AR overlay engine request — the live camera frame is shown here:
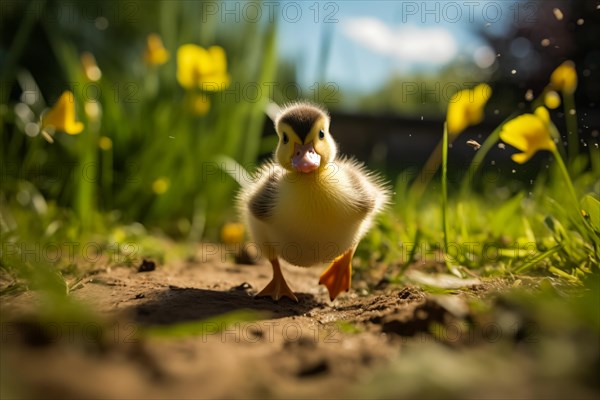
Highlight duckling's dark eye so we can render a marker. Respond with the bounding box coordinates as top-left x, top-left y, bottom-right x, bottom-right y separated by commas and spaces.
282, 133, 289, 144
319, 130, 325, 140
